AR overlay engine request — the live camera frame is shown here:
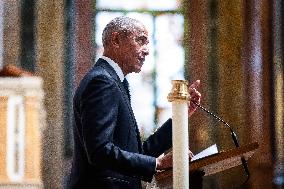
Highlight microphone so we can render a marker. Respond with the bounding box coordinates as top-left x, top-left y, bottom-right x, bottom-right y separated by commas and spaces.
191, 101, 250, 181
